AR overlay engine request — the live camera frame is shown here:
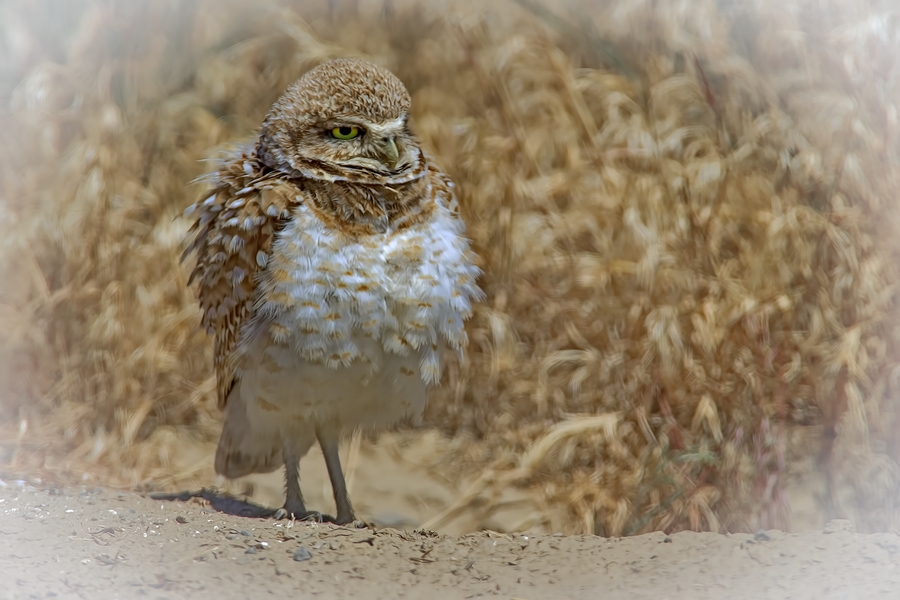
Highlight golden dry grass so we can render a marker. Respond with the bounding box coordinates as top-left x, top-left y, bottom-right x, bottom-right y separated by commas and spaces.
1, 0, 899, 535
